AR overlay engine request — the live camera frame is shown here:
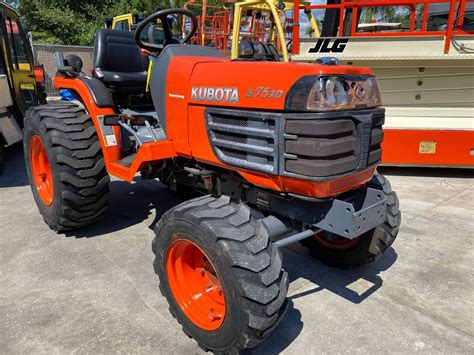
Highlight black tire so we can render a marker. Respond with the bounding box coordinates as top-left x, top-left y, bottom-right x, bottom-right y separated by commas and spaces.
302, 174, 401, 268
23, 102, 109, 231
153, 195, 289, 353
